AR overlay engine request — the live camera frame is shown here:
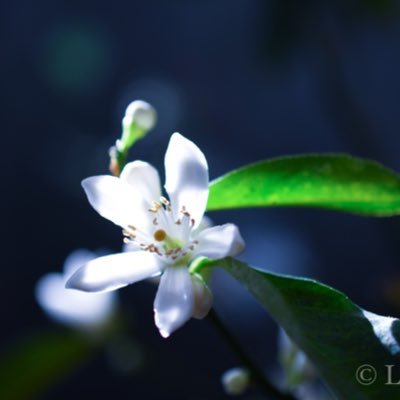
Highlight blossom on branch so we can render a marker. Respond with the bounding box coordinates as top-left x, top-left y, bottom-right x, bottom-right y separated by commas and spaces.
67, 133, 244, 337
